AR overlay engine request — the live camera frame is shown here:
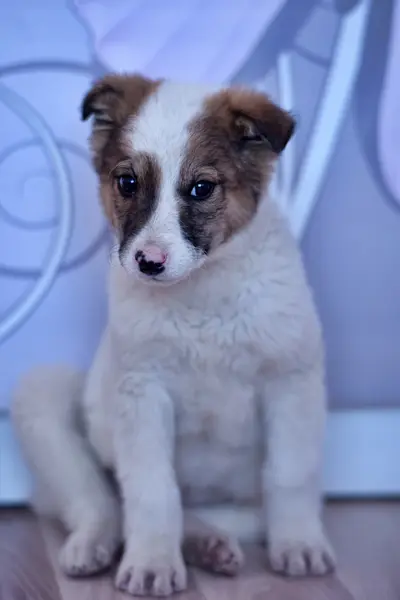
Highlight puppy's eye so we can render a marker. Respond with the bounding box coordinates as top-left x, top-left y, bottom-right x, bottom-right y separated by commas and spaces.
189, 181, 215, 200
117, 174, 137, 198
241, 132, 264, 143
